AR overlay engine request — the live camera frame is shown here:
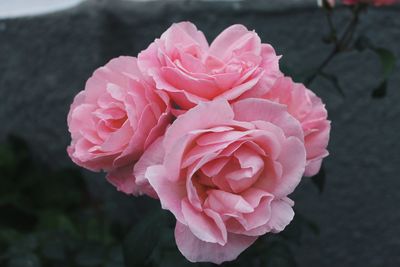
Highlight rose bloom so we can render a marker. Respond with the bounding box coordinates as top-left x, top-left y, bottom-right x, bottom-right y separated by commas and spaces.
67, 56, 170, 196
262, 77, 330, 176
342, 0, 398, 5
135, 99, 306, 264
138, 22, 282, 111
